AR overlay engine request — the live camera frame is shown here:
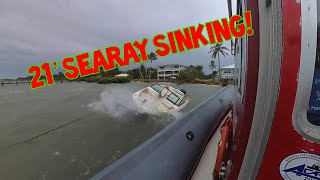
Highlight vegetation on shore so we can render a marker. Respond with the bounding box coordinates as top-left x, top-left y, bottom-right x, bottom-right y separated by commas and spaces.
14, 62, 232, 86
131, 79, 169, 83
126, 64, 233, 86
131, 78, 227, 86
173, 65, 232, 86
180, 78, 231, 86
127, 65, 157, 81
192, 78, 218, 85
85, 77, 130, 84
208, 43, 230, 81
